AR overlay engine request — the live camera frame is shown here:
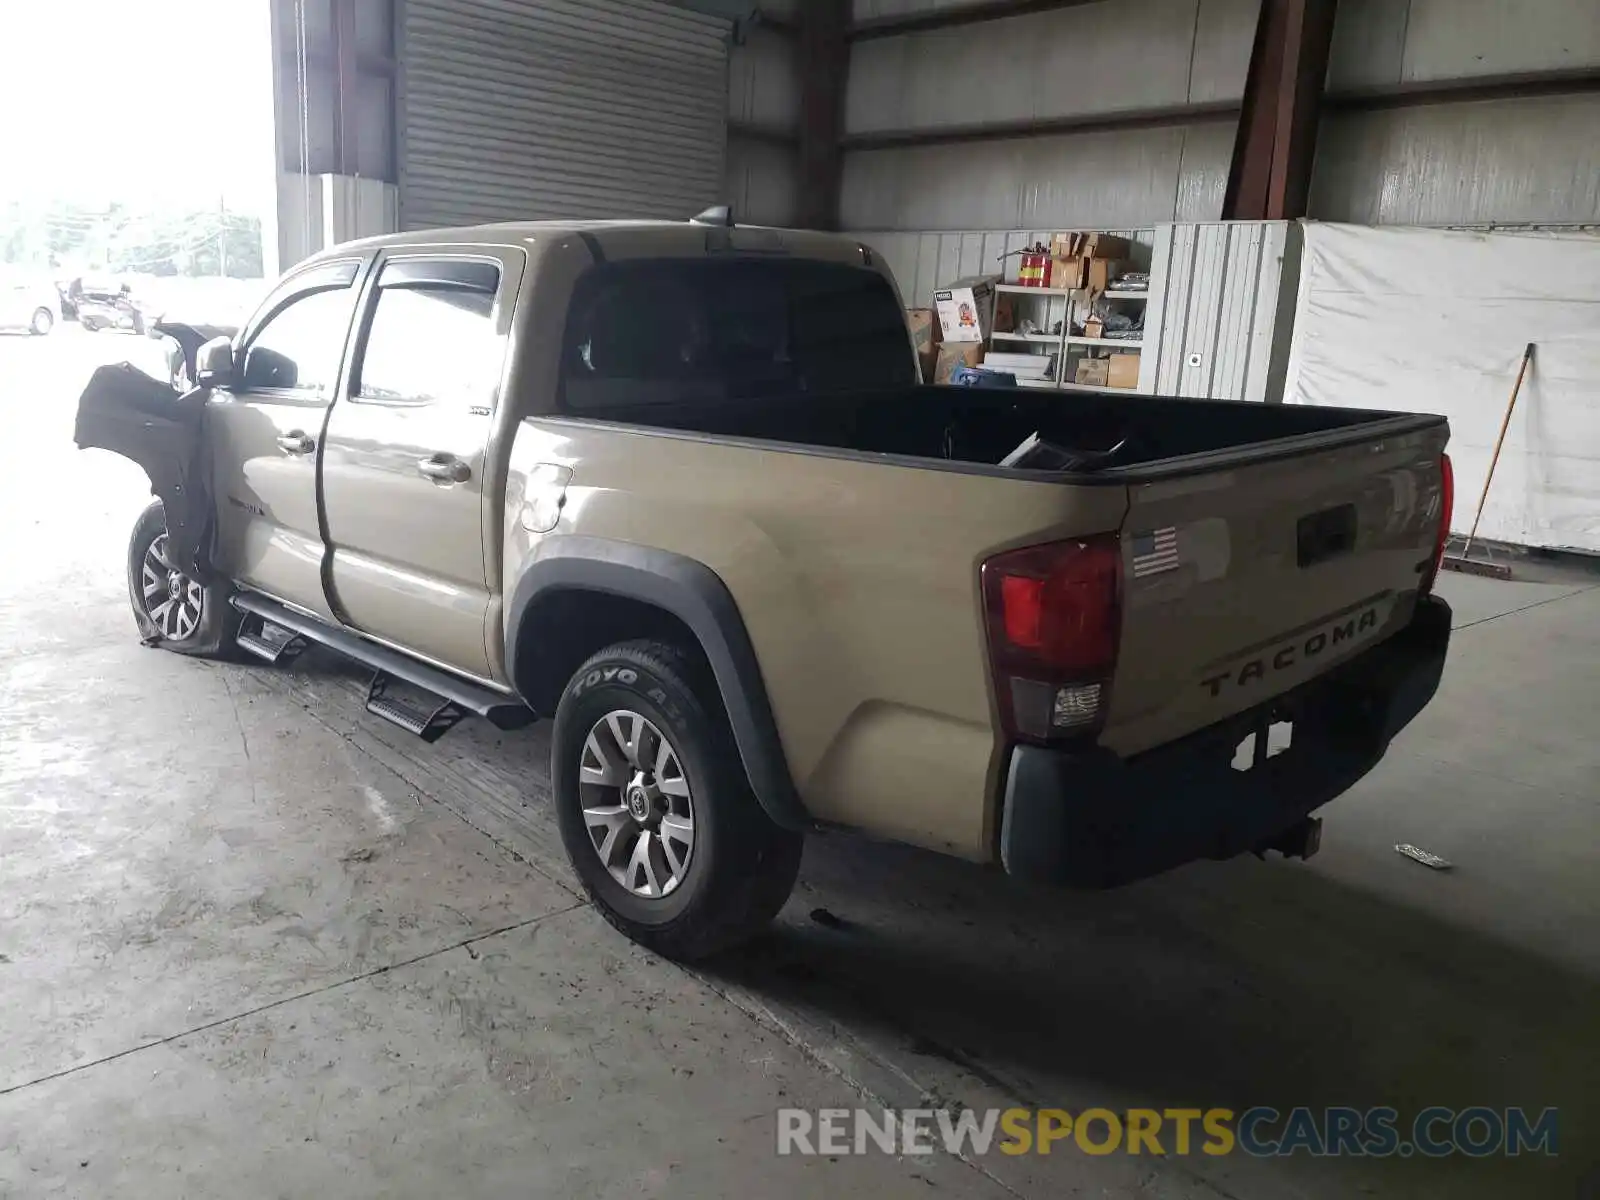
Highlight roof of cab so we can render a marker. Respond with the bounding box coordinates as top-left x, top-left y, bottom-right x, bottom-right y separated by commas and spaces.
308, 218, 876, 266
